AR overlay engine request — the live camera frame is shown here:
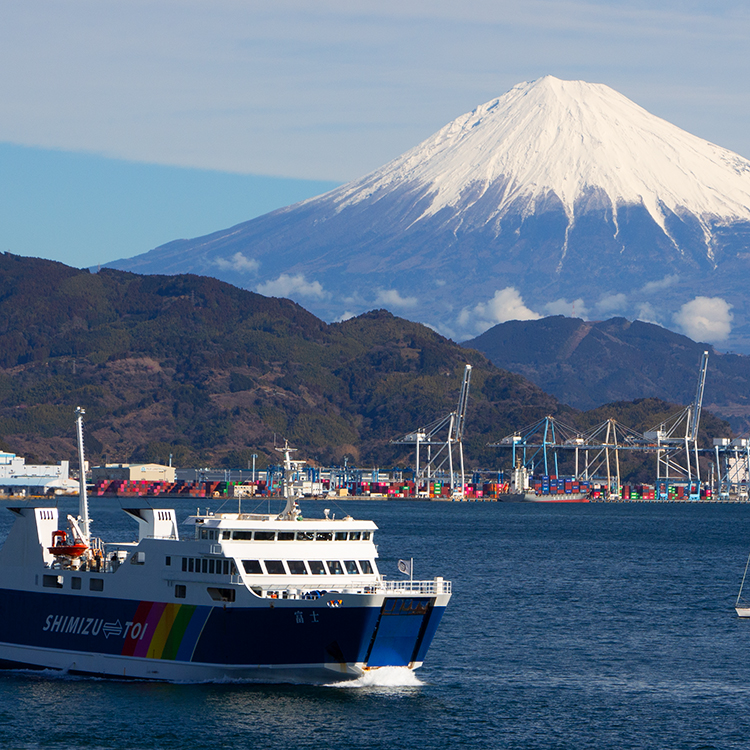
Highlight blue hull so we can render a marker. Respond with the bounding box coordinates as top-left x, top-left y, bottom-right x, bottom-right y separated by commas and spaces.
0, 588, 445, 679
